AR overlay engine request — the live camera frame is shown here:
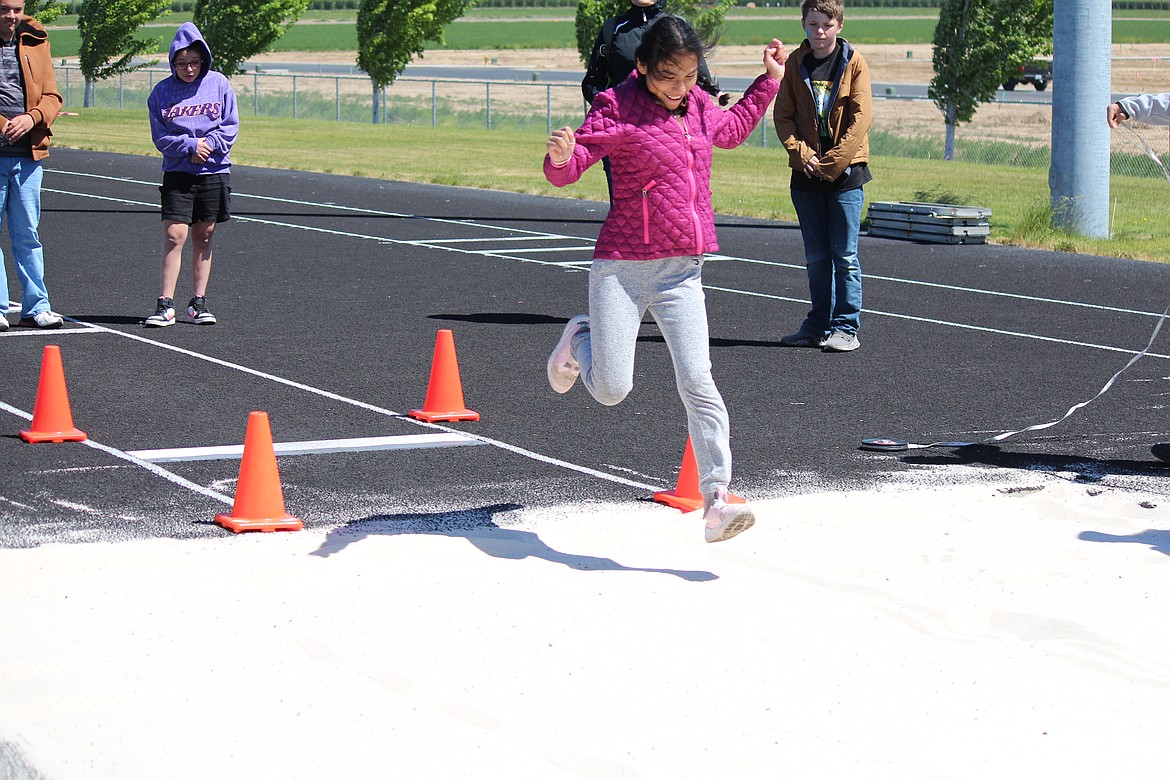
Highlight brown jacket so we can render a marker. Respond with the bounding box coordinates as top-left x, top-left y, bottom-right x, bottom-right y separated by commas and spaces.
773, 38, 871, 182
11, 16, 61, 160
